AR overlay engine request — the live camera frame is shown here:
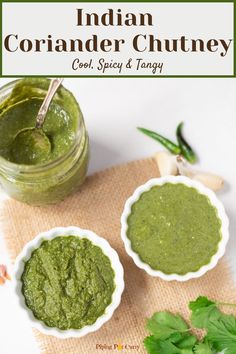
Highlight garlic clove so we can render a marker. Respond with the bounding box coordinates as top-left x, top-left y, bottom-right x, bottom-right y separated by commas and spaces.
176, 156, 224, 192
176, 157, 195, 178
193, 173, 224, 192
154, 151, 178, 177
